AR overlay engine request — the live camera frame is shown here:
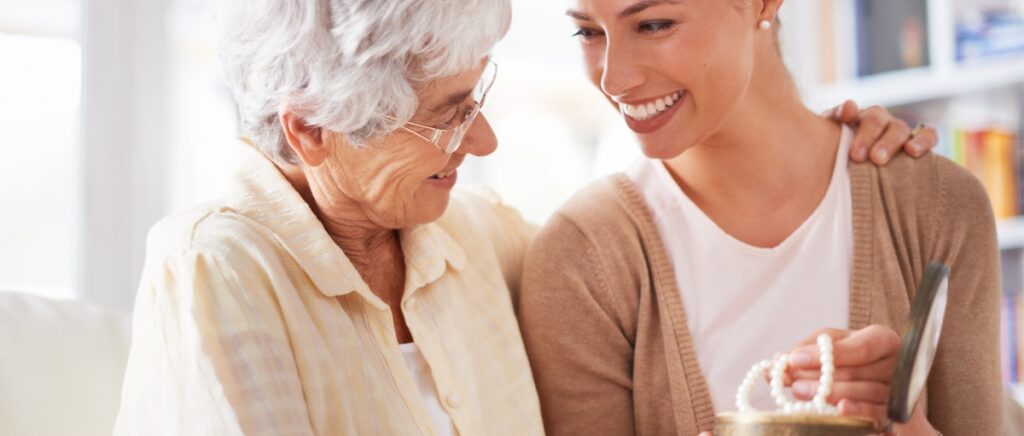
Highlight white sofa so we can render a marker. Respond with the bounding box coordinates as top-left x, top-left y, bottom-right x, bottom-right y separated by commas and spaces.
1, 290, 1022, 435
0, 291, 131, 436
